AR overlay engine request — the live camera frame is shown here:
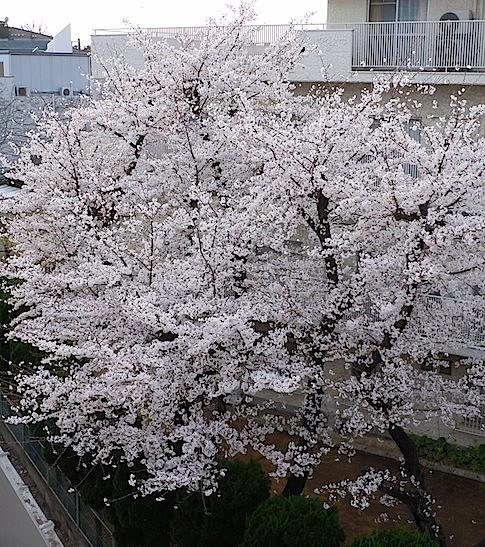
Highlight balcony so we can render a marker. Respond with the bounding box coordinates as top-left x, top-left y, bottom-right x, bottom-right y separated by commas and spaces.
412, 294, 485, 353
457, 414, 485, 436
93, 23, 320, 43
348, 293, 485, 357
93, 20, 485, 76
348, 20, 485, 72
